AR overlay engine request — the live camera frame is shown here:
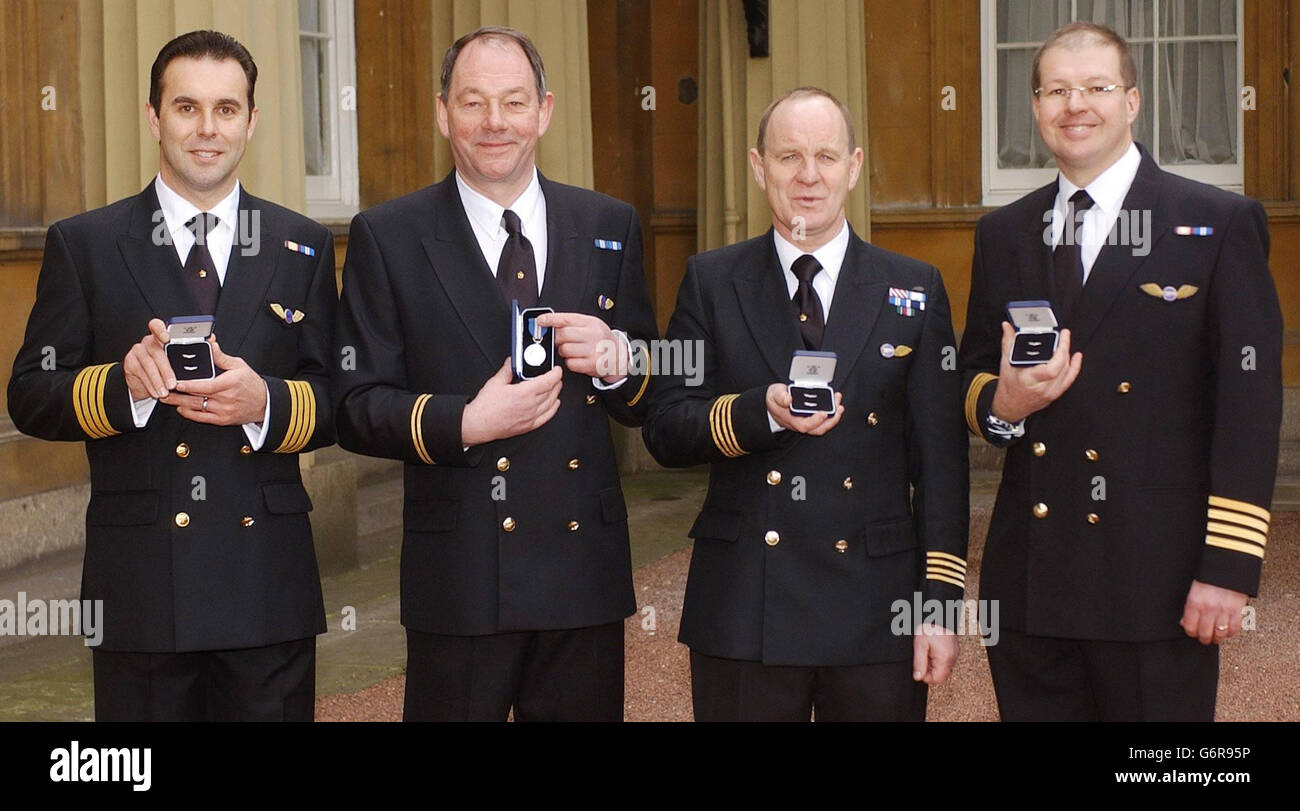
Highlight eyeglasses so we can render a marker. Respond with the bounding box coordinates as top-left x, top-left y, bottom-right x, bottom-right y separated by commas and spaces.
1033, 84, 1130, 103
